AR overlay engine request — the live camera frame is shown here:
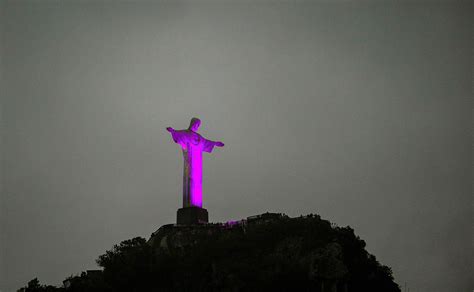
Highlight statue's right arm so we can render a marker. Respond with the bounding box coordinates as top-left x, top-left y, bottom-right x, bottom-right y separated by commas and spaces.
166, 127, 179, 143
167, 128, 188, 145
